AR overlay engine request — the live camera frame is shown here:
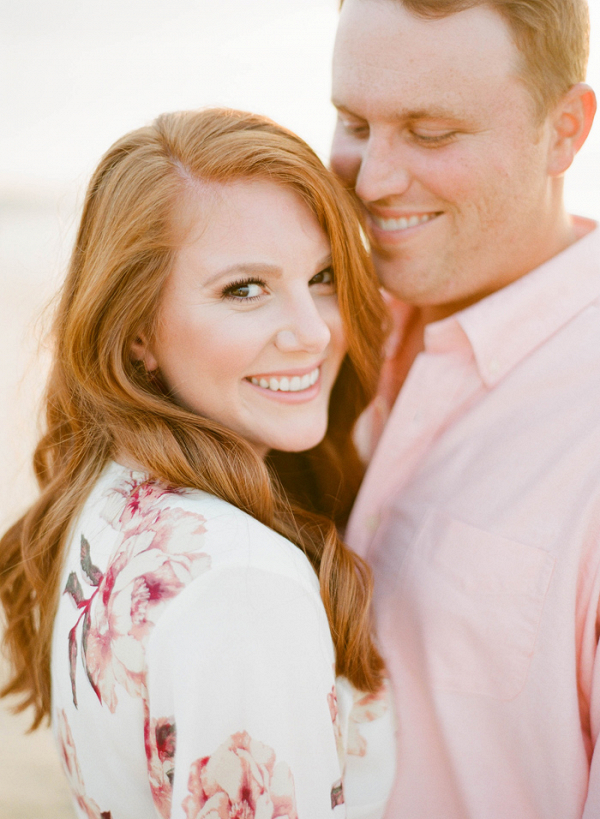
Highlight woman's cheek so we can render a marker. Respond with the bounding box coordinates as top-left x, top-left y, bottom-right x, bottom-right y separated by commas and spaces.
323, 299, 347, 359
